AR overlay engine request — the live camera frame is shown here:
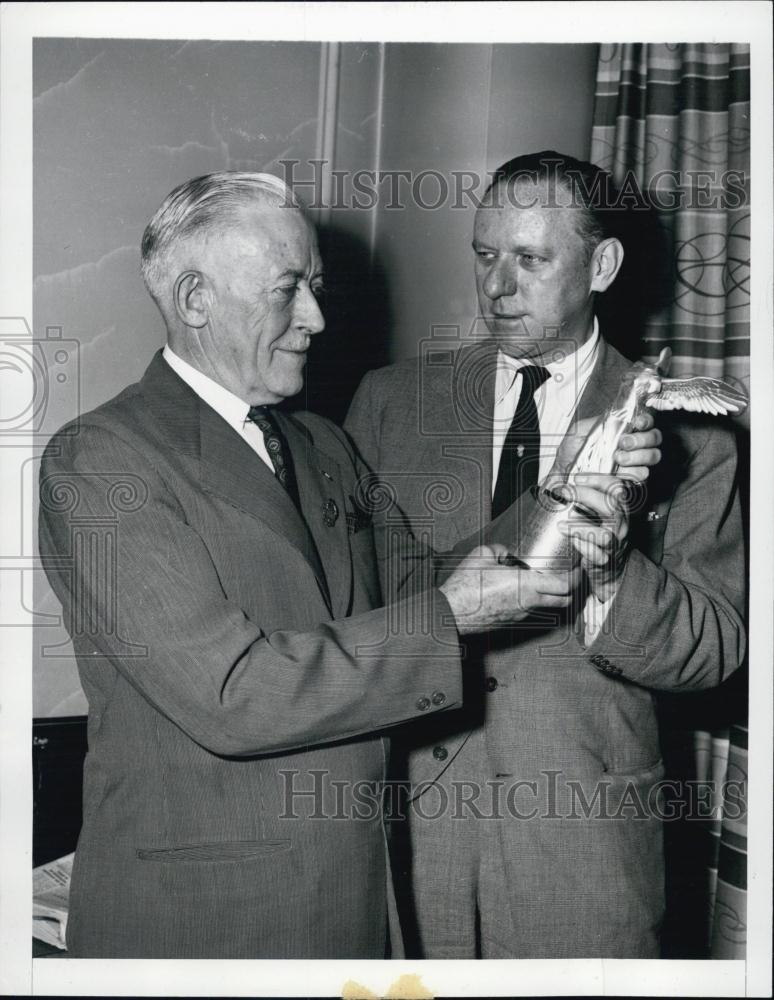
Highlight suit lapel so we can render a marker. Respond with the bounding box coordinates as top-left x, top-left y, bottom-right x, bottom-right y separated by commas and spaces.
557, 336, 634, 465
575, 337, 633, 423
198, 407, 332, 596
422, 339, 498, 539
279, 413, 353, 621
140, 352, 333, 613
456, 340, 498, 526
